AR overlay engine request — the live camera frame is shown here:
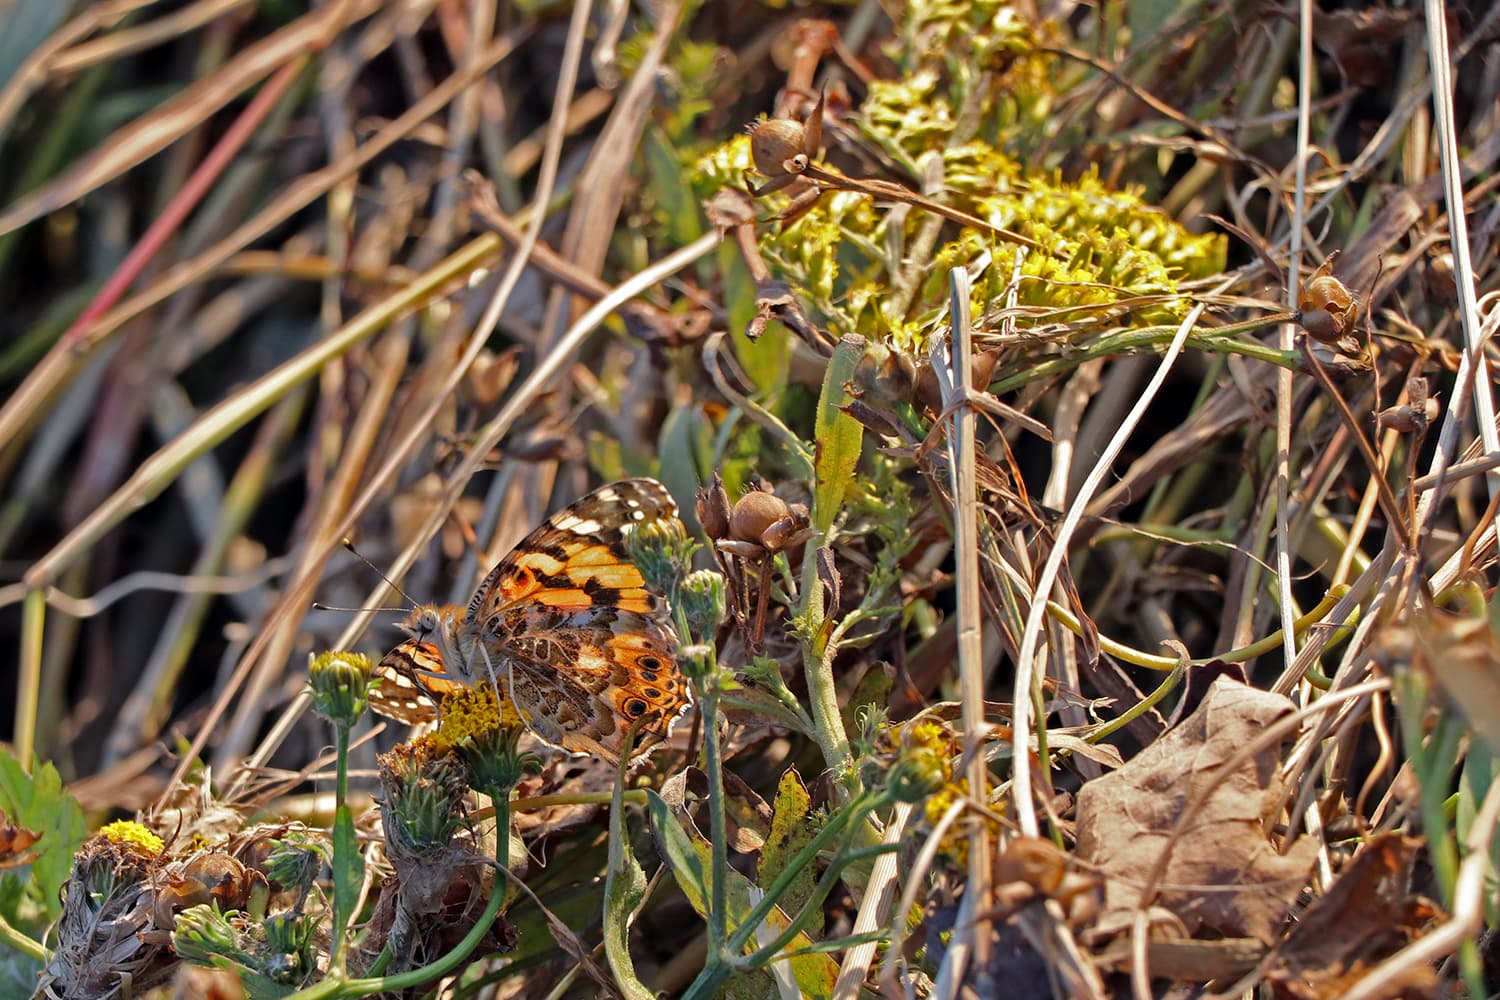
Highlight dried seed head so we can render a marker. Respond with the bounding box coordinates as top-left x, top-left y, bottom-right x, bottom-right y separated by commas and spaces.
1298, 253, 1355, 344
696, 472, 732, 540
730, 489, 793, 545
761, 503, 811, 552
746, 87, 824, 180
748, 118, 810, 178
